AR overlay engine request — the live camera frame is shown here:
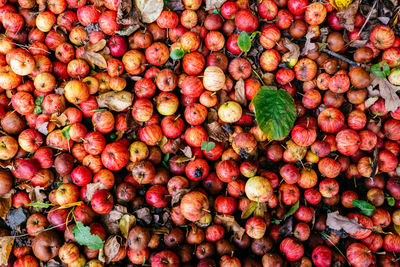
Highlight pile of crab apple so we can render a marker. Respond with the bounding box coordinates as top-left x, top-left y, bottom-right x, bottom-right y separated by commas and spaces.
0, 0, 400, 266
